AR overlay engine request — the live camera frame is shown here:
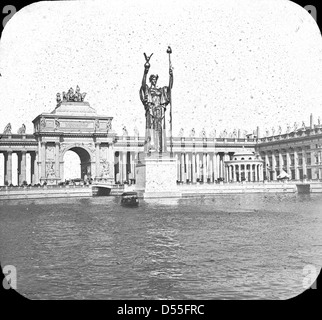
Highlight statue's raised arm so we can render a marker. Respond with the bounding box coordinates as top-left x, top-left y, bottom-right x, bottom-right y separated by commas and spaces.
140, 53, 153, 106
